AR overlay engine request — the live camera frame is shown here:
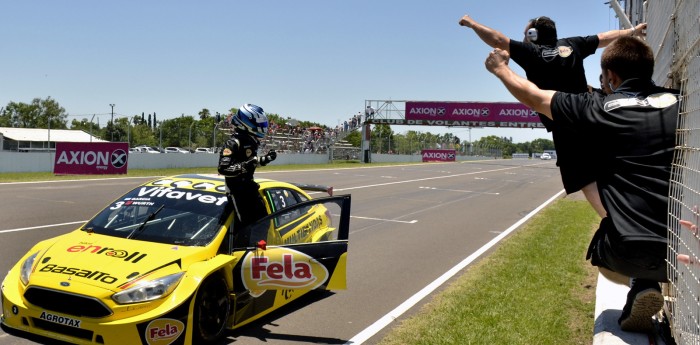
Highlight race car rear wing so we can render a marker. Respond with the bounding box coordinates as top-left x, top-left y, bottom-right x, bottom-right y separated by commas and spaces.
290, 183, 333, 196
